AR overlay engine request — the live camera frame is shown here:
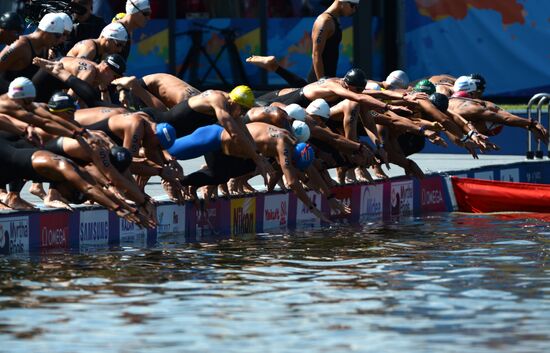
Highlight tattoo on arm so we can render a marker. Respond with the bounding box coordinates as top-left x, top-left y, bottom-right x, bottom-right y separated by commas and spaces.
0, 46, 15, 63
283, 148, 290, 166
131, 134, 139, 154
99, 149, 111, 168
77, 61, 89, 71
268, 126, 282, 138
316, 26, 325, 44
